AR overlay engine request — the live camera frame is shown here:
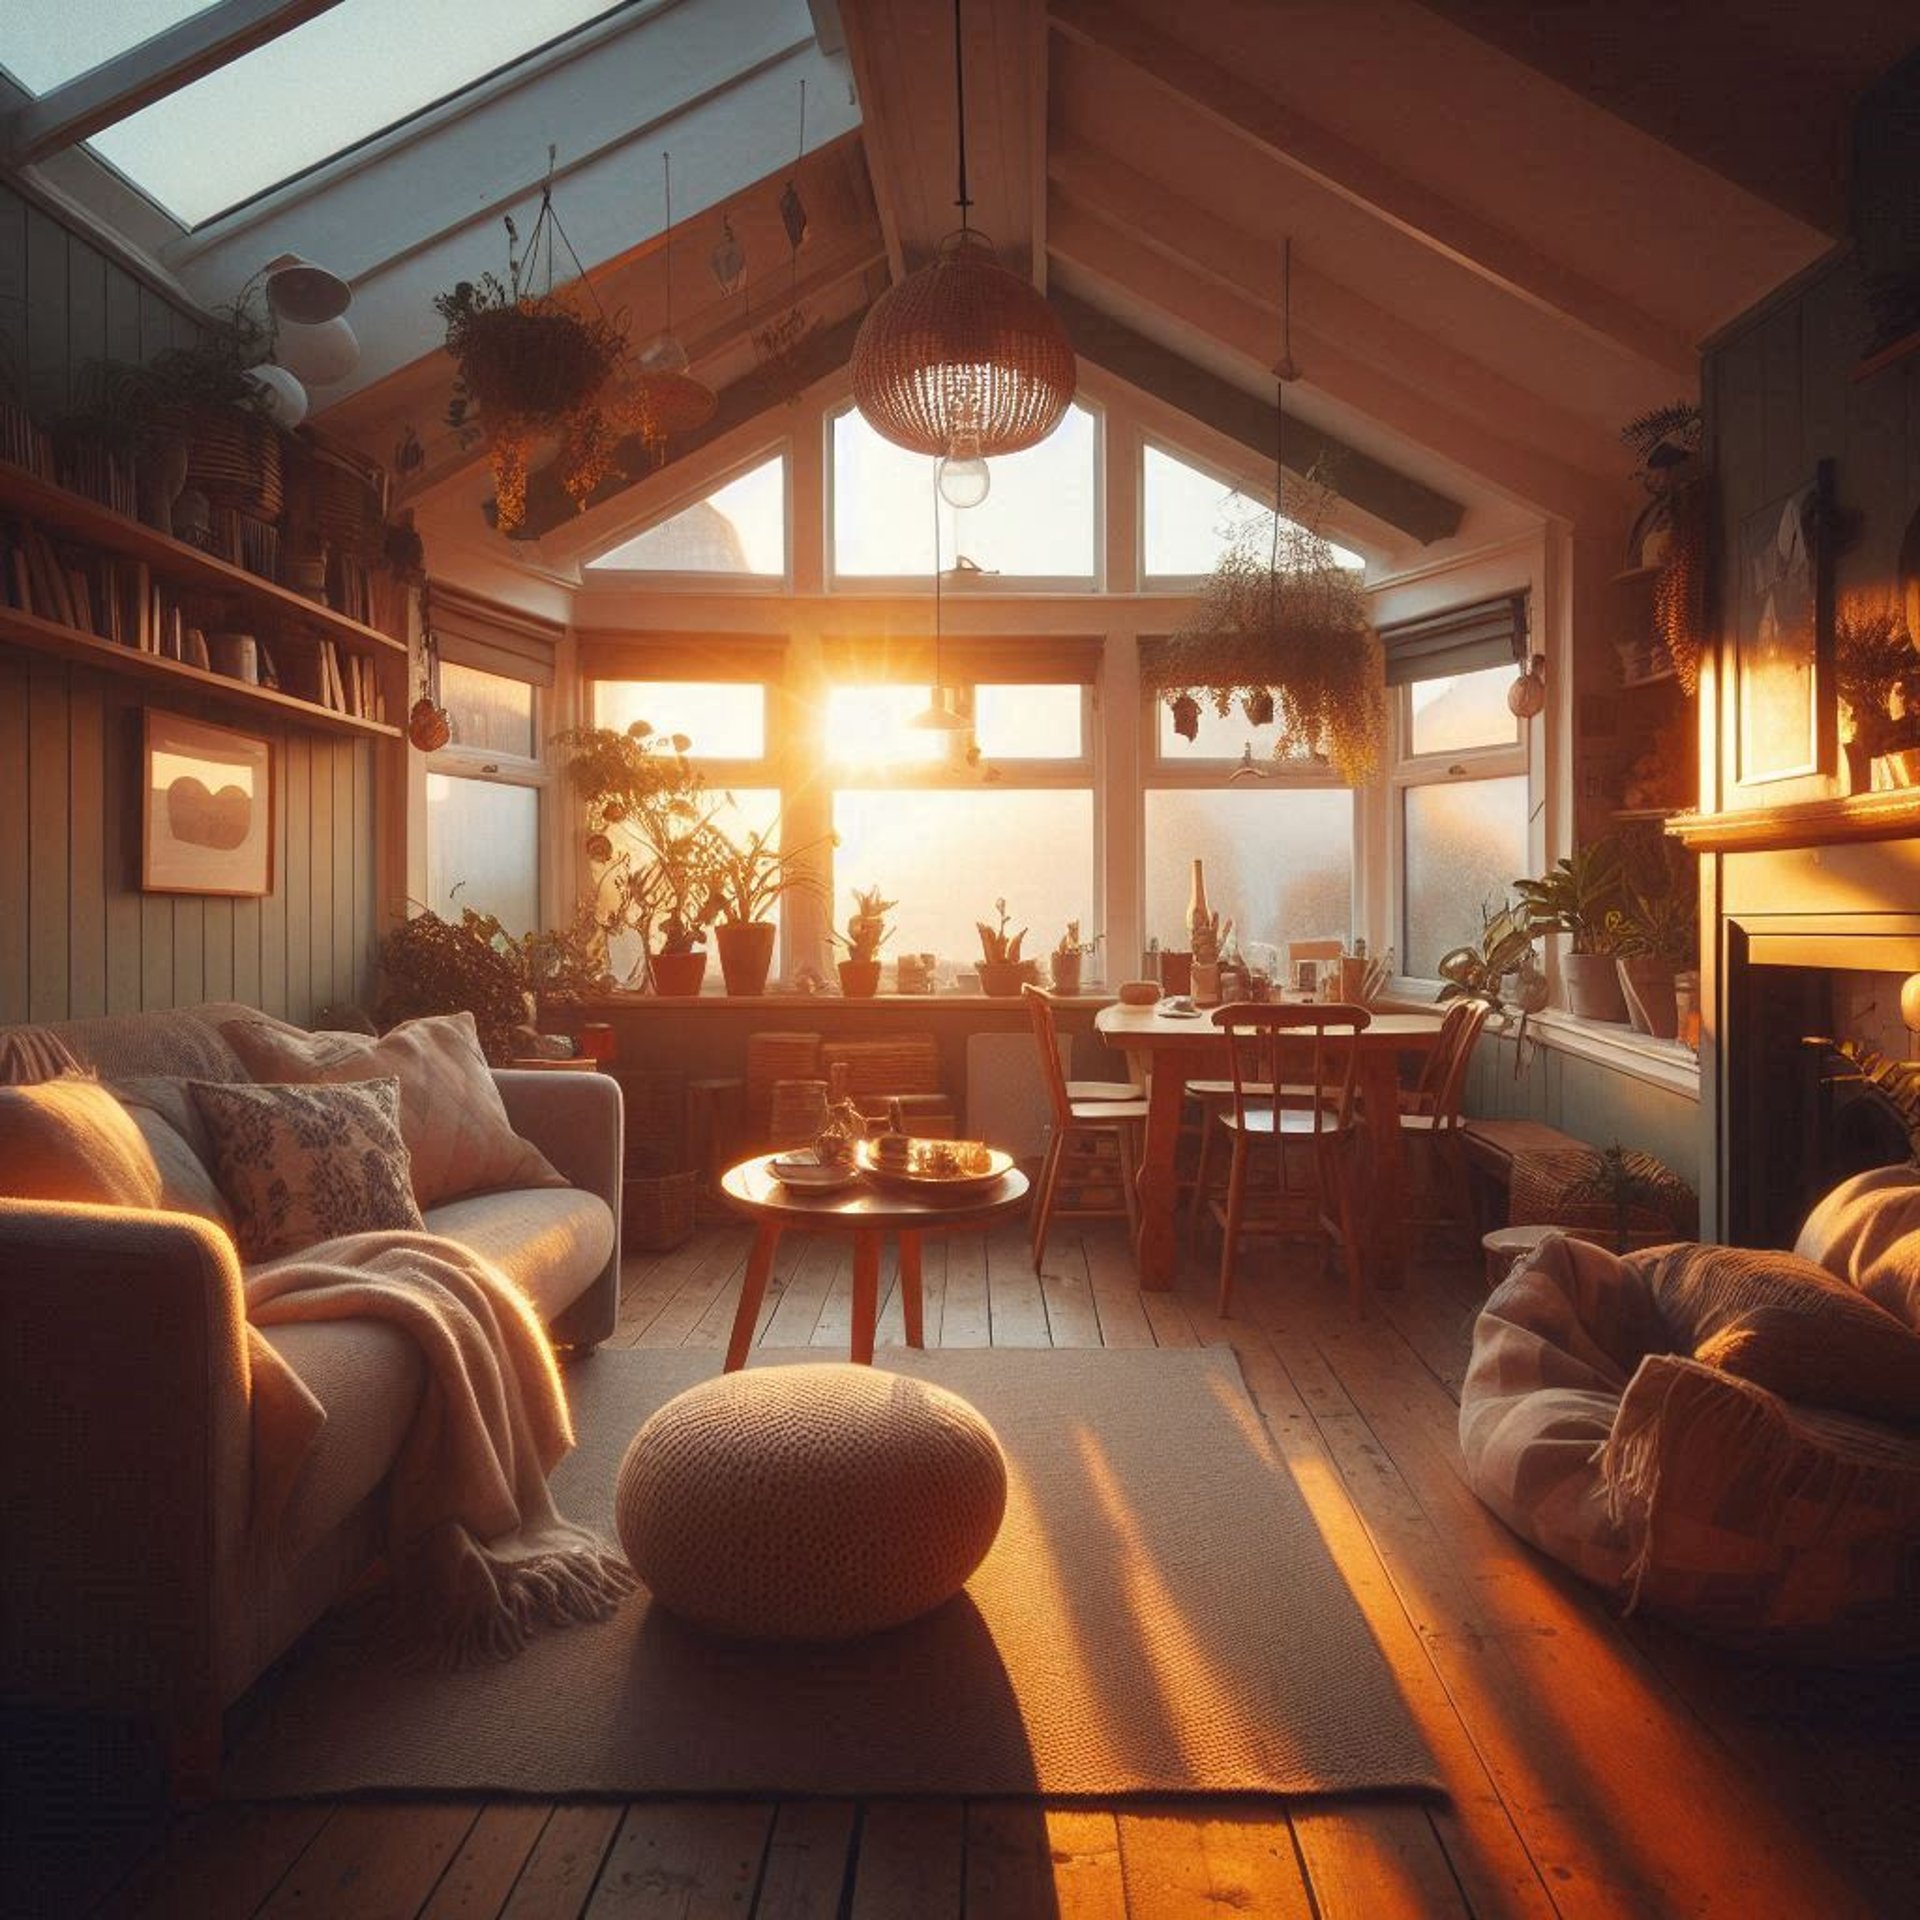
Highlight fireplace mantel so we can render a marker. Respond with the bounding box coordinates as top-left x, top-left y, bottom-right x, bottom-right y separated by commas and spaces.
1667, 790, 1920, 853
